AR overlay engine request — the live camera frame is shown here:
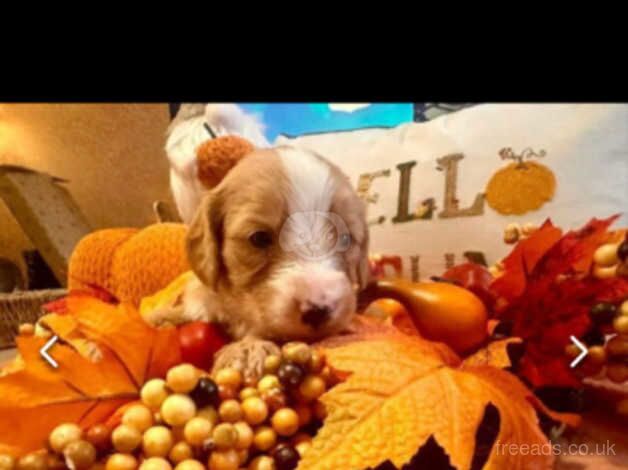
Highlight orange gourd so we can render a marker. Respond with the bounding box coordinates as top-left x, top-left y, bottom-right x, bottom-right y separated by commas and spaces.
362, 279, 488, 354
